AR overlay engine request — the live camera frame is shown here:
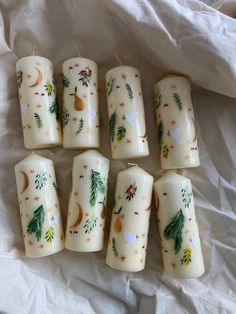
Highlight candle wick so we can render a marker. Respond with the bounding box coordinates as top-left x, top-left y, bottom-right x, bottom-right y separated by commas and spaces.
32, 45, 36, 56
72, 40, 81, 58
115, 52, 122, 65
128, 162, 138, 167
